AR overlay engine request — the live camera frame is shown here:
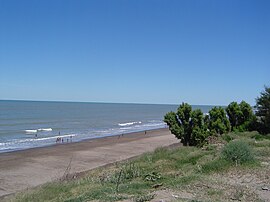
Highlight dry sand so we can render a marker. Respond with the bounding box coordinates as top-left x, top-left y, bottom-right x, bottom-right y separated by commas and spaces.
0, 128, 178, 198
